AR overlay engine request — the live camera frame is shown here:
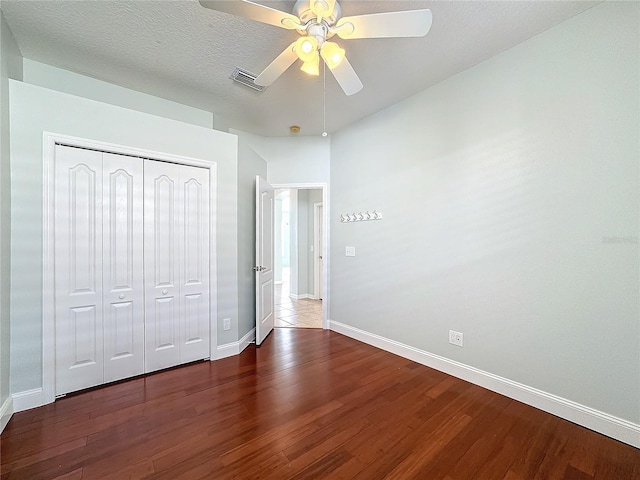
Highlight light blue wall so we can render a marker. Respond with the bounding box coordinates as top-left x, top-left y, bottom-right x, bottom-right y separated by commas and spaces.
307, 189, 322, 295
293, 189, 322, 298
9, 81, 238, 393
266, 136, 330, 185
234, 131, 268, 341
274, 194, 284, 283
296, 190, 310, 296
288, 189, 298, 296
330, 1, 639, 423
22, 60, 214, 129
0, 12, 22, 426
